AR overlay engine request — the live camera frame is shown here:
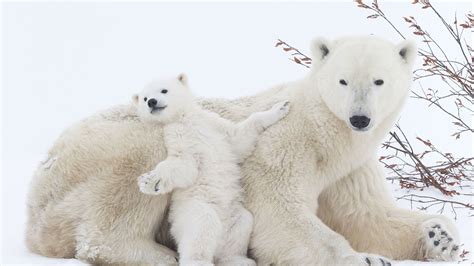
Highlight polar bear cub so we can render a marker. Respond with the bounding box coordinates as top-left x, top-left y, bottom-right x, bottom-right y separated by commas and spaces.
134, 74, 290, 266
